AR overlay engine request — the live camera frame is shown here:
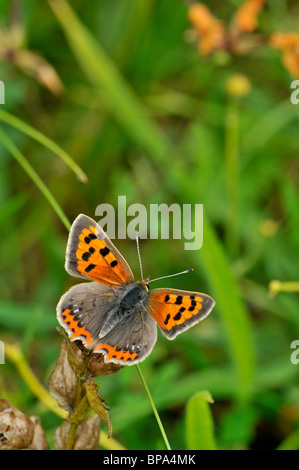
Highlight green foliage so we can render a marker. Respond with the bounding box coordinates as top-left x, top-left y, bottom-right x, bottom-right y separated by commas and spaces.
185, 391, 217, 450
0, 0, 299, 450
